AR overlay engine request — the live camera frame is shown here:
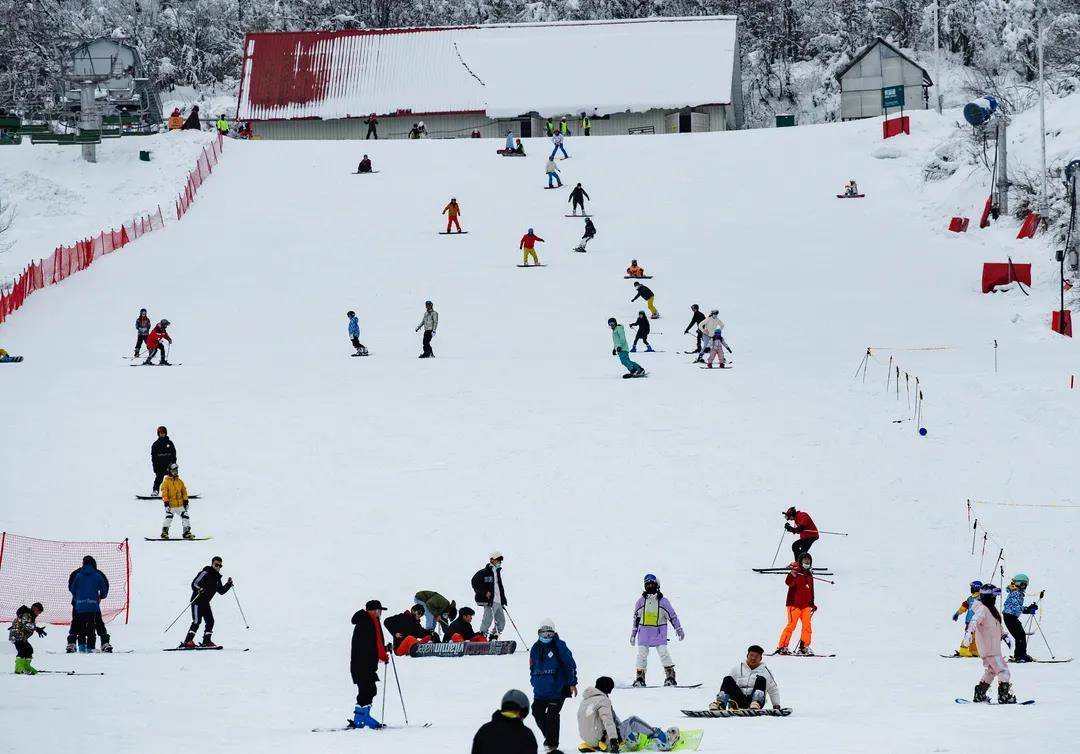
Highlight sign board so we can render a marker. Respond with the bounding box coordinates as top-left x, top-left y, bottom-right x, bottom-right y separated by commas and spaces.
881, 86, 905, 109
